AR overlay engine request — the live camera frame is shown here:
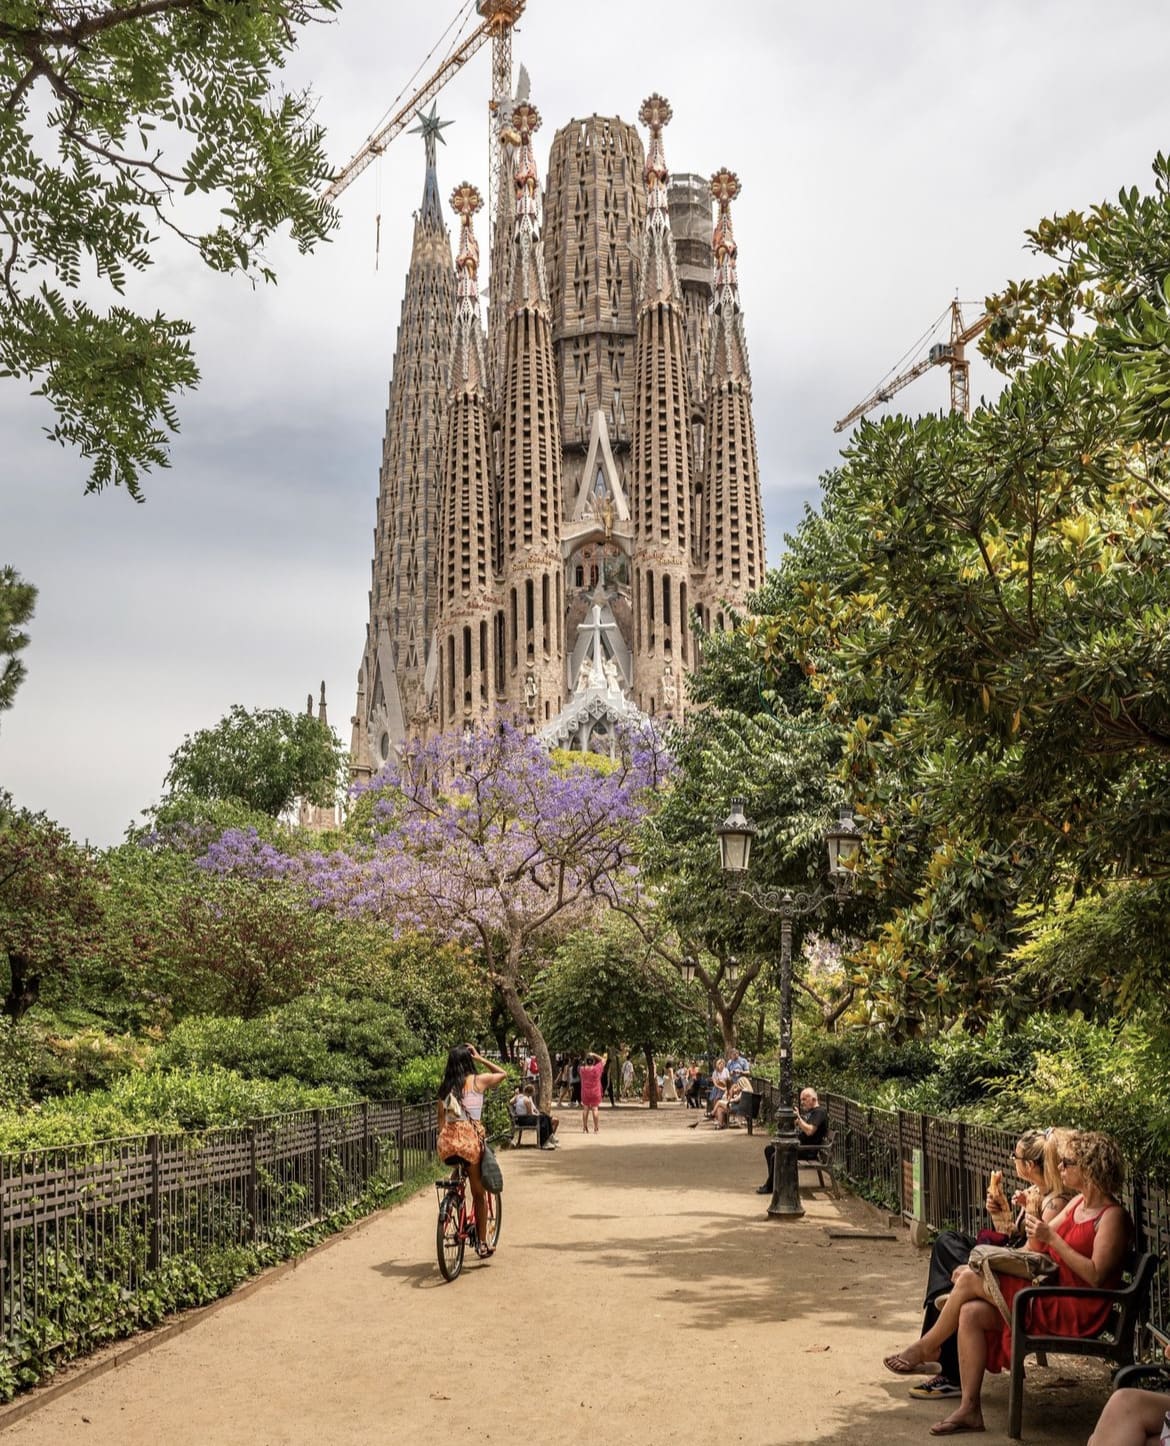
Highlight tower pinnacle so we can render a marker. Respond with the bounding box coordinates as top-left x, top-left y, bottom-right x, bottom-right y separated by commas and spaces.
409, 104, 453, 225
708, 167, 750, 384
637, 94, 680, 308
507, 101, 549, 311
450, 182, 487, 393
